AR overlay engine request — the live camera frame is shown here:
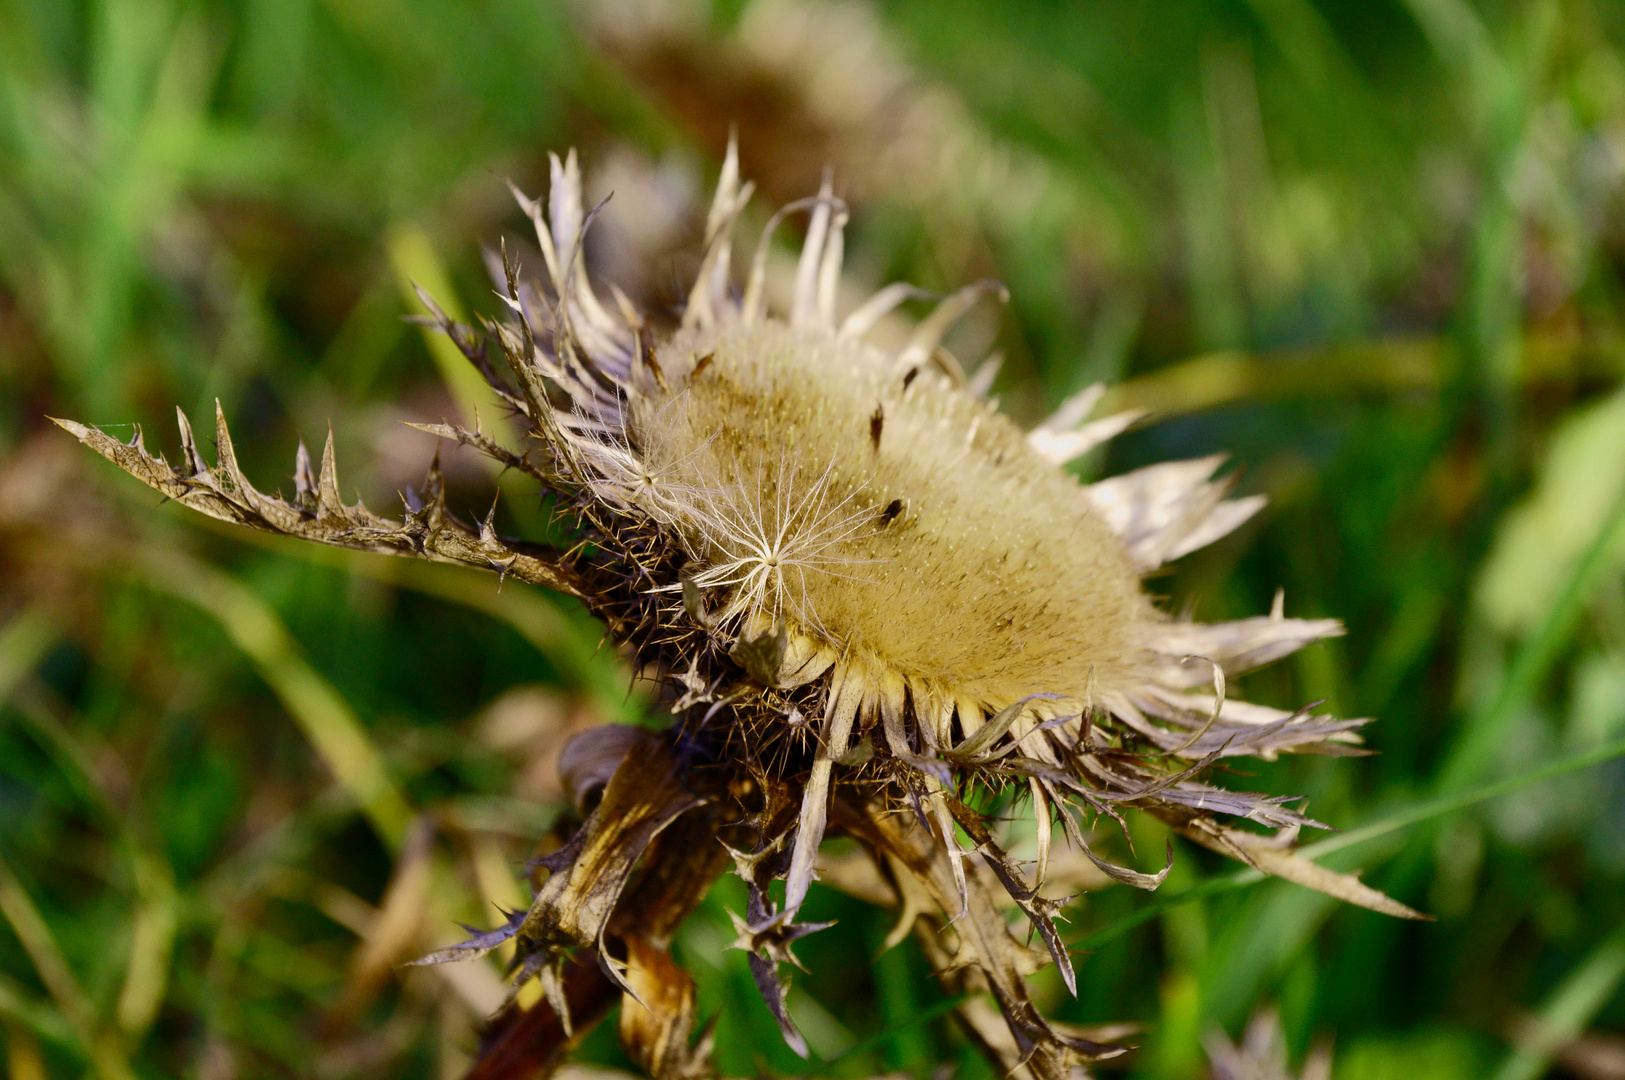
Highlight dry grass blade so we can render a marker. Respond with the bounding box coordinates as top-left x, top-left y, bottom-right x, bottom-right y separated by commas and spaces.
0, 854, 136, 1080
